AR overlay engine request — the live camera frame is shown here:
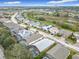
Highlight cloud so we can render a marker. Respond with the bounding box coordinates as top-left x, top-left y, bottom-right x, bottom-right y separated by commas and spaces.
3, 1, 21, 4
47, 0, 77, 4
